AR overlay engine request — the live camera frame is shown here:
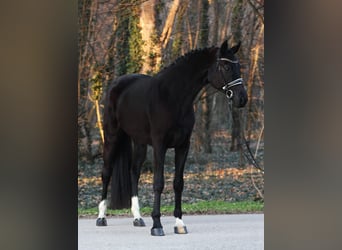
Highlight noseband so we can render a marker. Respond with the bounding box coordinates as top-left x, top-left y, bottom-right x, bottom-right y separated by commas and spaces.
217, 57, 243, 99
